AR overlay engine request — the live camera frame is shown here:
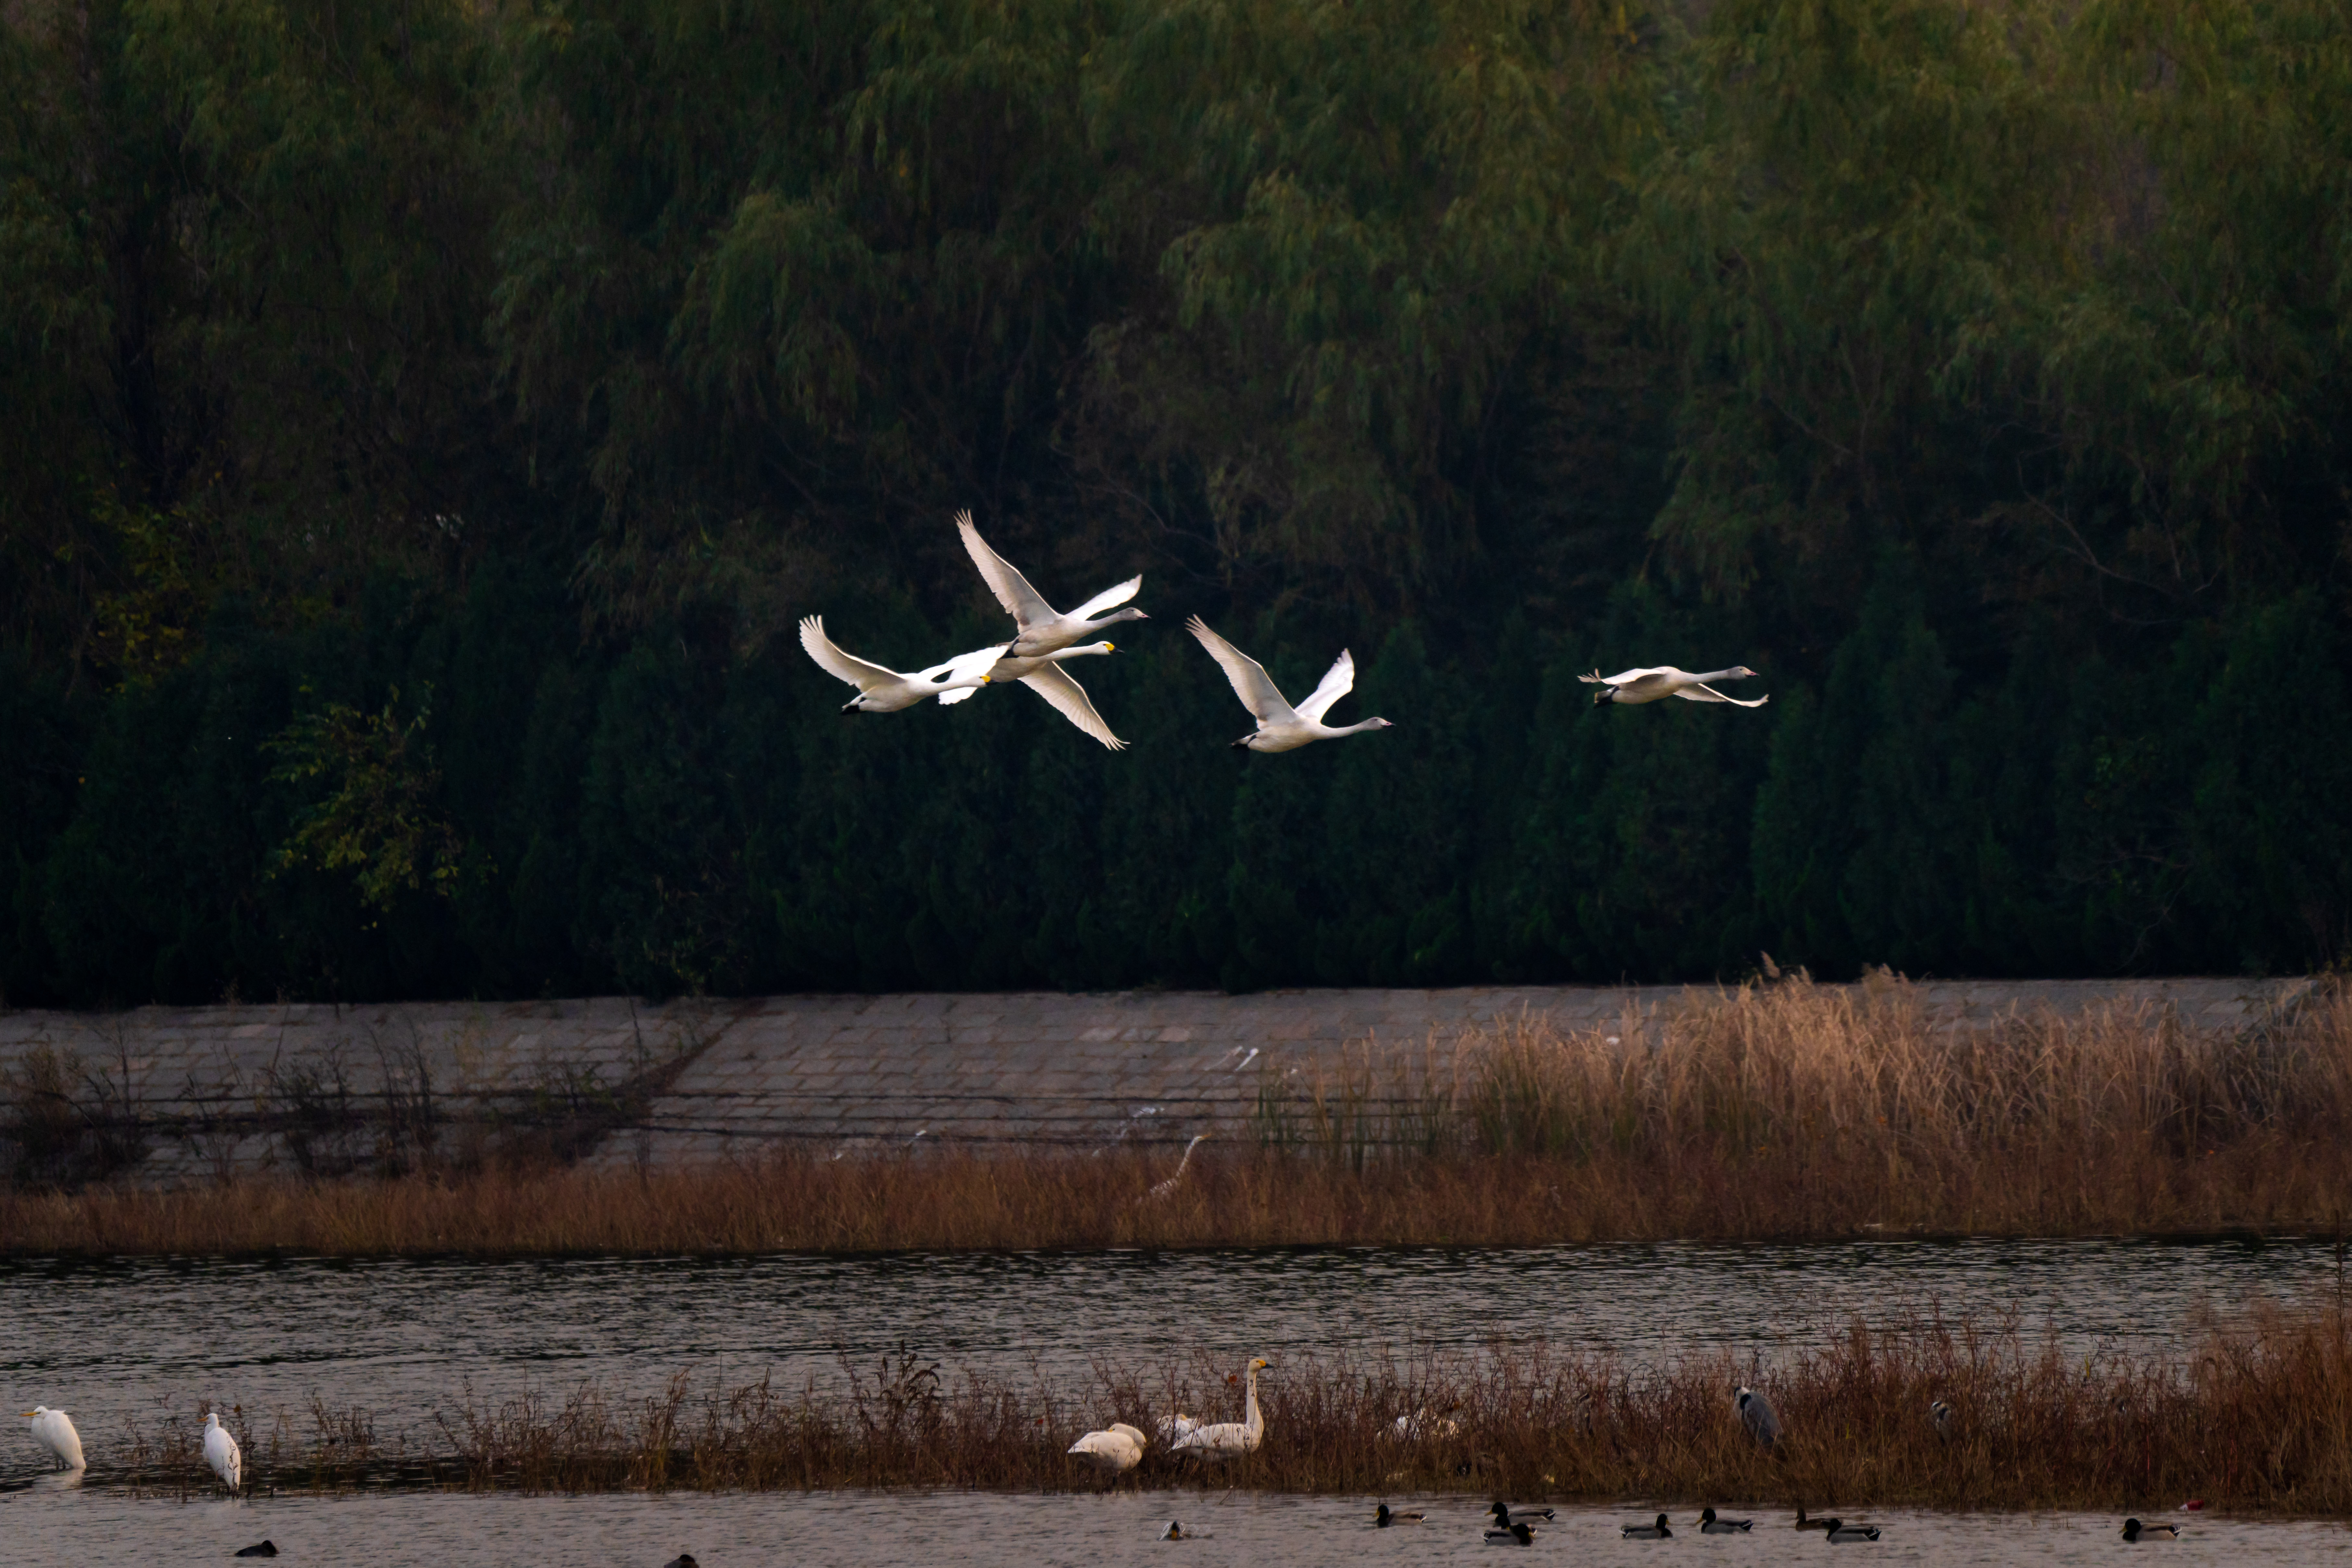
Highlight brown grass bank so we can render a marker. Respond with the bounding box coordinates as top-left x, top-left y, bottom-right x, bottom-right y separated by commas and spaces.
106, 1309, 2352, 1512
6, 978, 2350, 1254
